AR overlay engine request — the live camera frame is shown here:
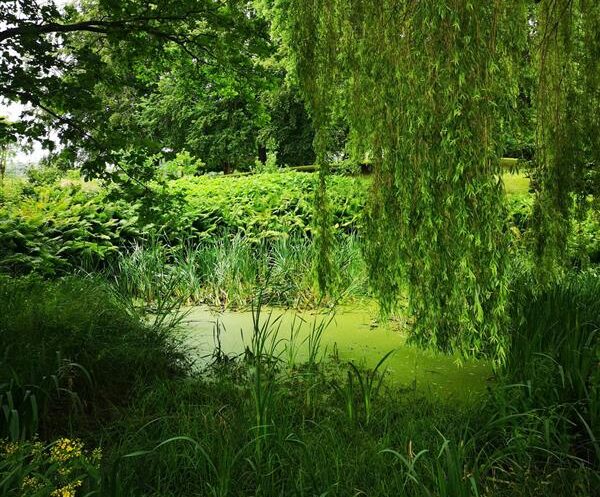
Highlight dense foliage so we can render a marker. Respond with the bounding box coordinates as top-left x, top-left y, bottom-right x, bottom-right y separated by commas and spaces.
1, 274, 598, 496
0, 277, 186, 440
3, 170, 600, 282
0, 0, 319, 174
271, 0, 528, 357
1, 2, 599, 497
0, 179, 139, 275
3, 0, 599, 356
533, 0, 600, 276
266, 0, 600, 358
0, 172, 365, 276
